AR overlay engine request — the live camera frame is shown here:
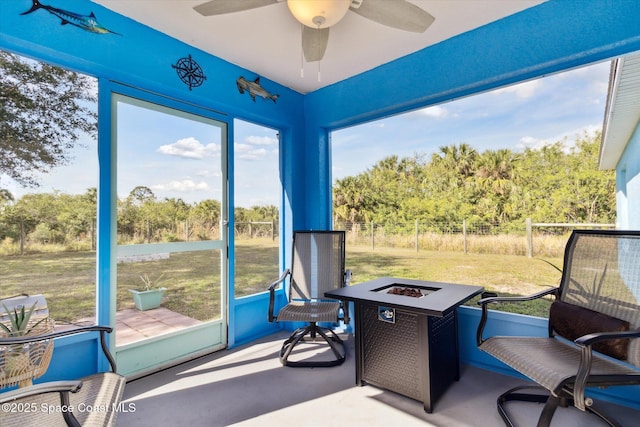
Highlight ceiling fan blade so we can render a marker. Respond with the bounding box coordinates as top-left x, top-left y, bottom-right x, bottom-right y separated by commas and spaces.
351, 0, 435, 33
302, 27, 330, 62
194, 0, 278, 16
